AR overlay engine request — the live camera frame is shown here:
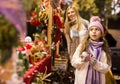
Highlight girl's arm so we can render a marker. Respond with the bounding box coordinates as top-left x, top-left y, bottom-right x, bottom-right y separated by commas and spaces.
71, 44, 87, 69
90, 52, 111, 73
